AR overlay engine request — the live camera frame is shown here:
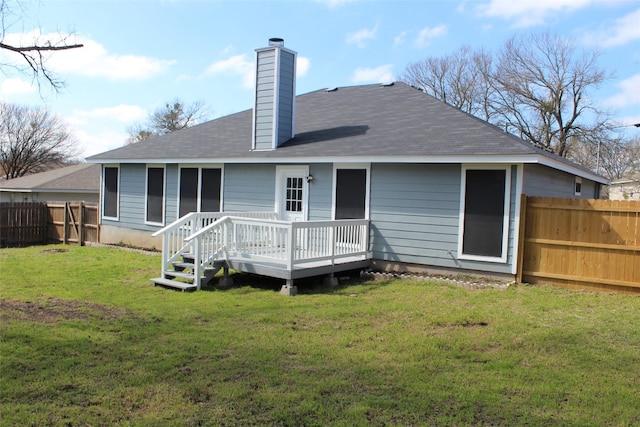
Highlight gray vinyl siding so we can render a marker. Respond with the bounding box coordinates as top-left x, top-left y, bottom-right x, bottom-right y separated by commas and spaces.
222, 164, 275, 212
100, 163, 178, 231
523, 164, 599, 198
101, 164, 147, 231
369, 163, 516, 275
254, 49, 276, 150
307, 163, 333, 220
165, 165, 178, 222
276, 50, 295, 146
